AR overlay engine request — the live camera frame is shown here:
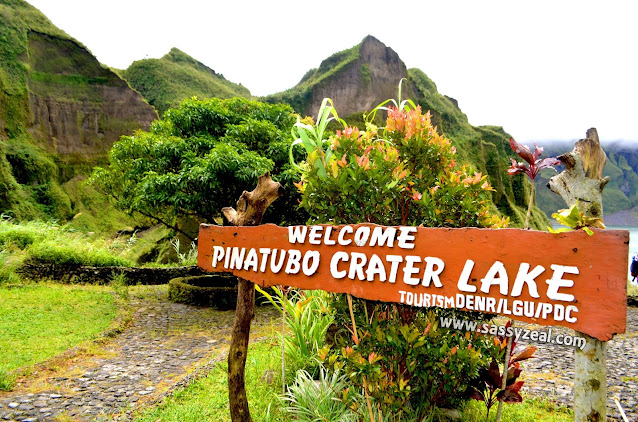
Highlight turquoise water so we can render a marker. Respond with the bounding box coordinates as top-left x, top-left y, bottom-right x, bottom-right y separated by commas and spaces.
607, 226, 636, 280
